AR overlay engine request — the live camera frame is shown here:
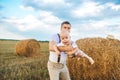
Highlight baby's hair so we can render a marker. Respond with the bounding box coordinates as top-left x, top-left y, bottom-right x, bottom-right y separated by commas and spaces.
60, 30, 71, 40
60, 30, 69, 36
